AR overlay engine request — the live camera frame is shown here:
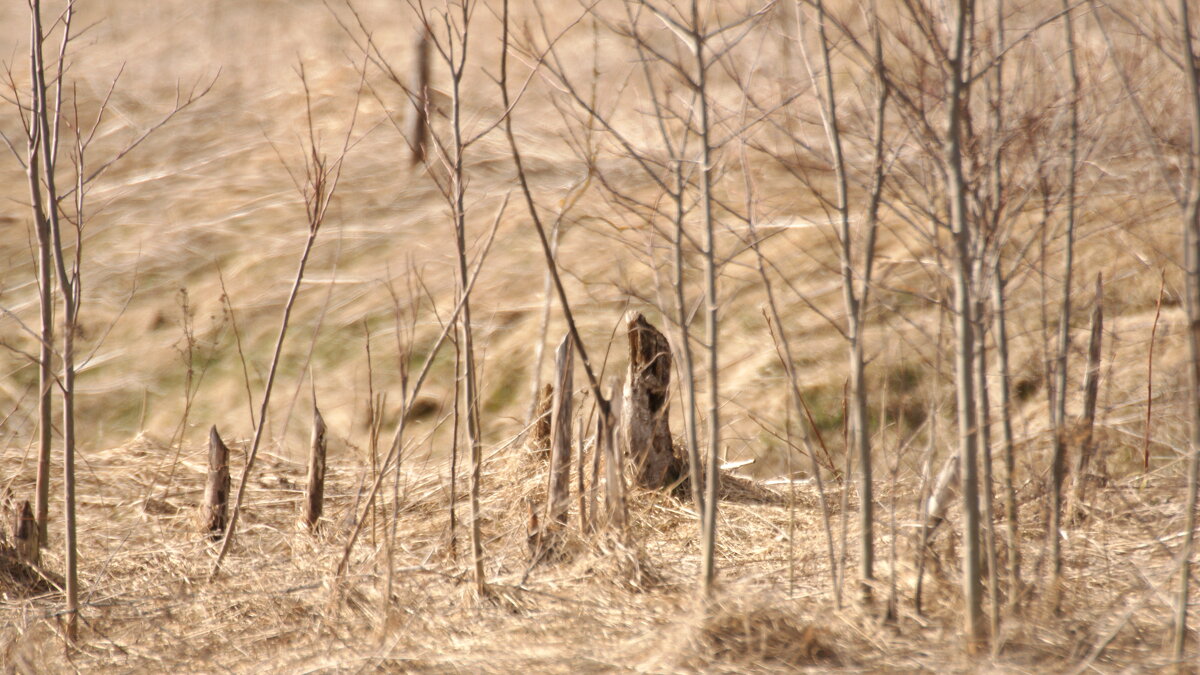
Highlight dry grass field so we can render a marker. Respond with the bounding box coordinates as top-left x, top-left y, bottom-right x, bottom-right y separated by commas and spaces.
0, 0, 1198, 671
